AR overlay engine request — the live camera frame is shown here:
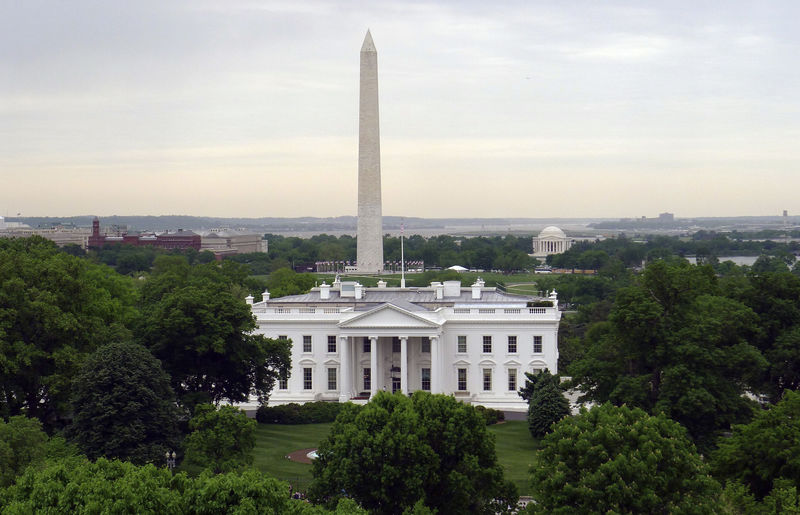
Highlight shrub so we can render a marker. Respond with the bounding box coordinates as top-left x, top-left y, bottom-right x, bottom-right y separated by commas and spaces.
474, 405, 505, 425
256, 401, 346, 424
